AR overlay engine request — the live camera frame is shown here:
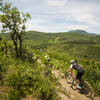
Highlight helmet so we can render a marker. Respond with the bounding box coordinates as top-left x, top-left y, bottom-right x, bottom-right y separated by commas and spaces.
70, 60, 75, 64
